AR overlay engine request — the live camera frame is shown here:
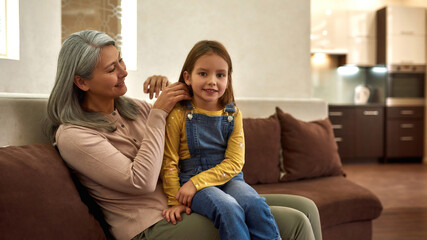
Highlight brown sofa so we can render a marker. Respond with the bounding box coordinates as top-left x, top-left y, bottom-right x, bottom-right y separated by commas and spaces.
0, 95, 382, 239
